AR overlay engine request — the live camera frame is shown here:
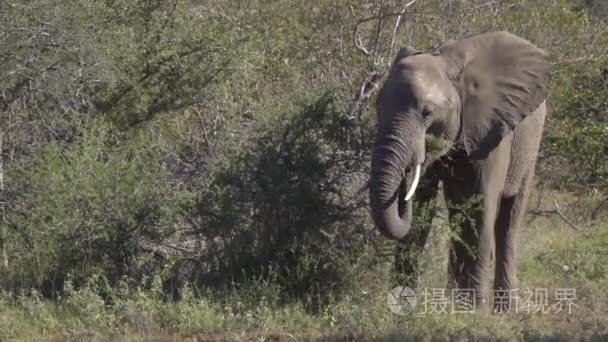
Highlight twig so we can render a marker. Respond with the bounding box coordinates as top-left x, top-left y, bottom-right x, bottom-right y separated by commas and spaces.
355, 9, 419, 26
473, 1, 498, 9
350, 5, 370, 56
371, 0, 386, 57
346, 72, 385, 120
389, 0, 418, 59
351, 0, 418, 58
354, 32, 370, 56
554, 56, 599, 66
528, 200, 580, 231
591, 196, 608, 220
348, 0, 419, 114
